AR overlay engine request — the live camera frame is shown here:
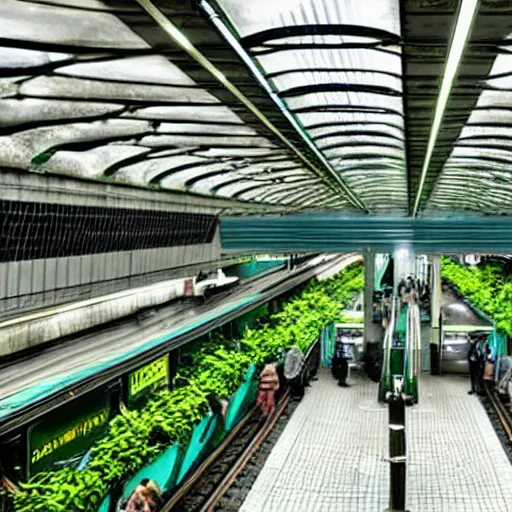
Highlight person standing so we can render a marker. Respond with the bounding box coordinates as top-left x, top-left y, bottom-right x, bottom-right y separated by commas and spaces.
332, 332, 351, 387
122, 479, 162, 512
483, 343, 495, 382
468, 341, 482, 394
